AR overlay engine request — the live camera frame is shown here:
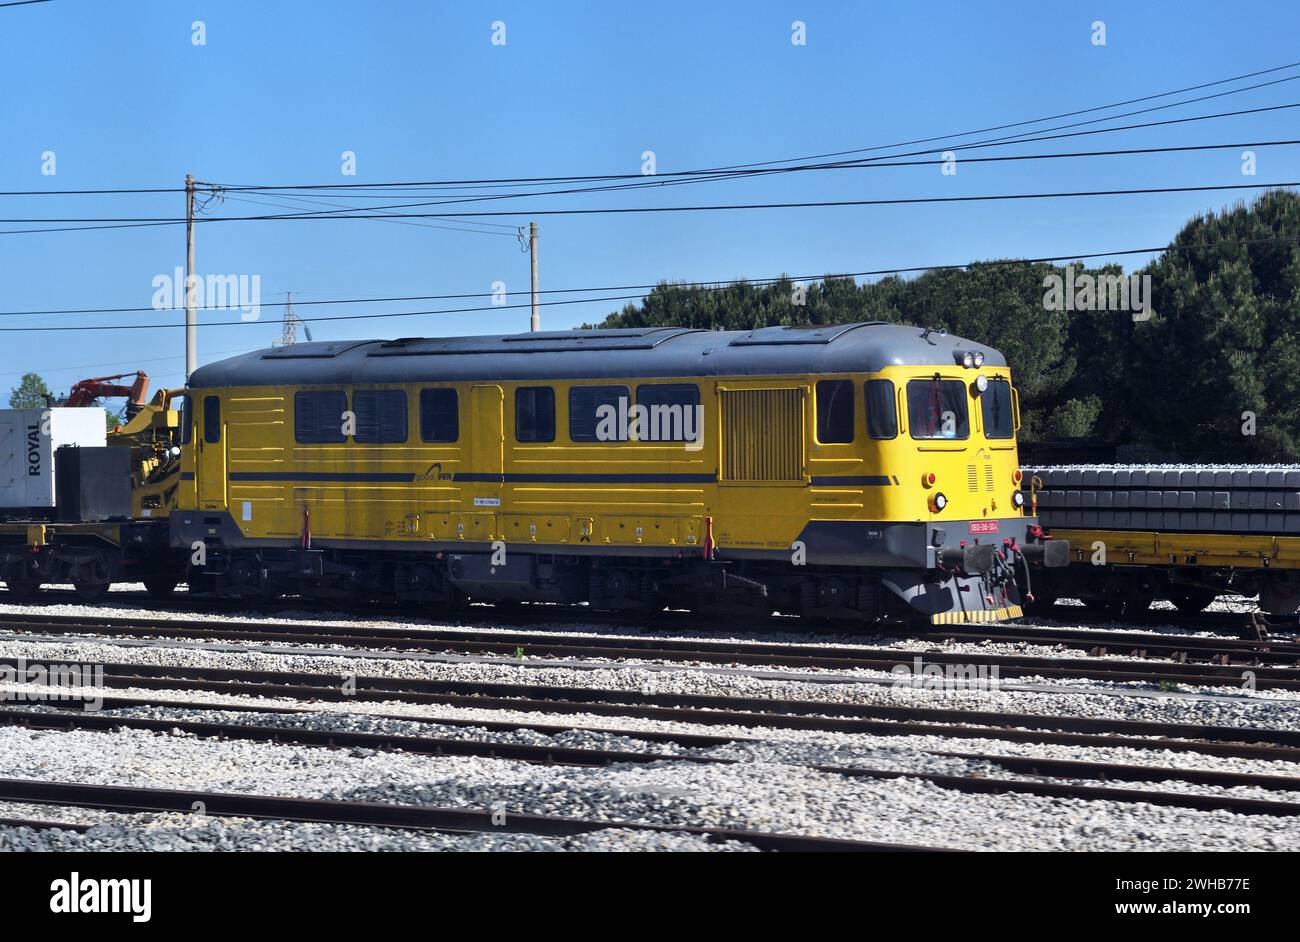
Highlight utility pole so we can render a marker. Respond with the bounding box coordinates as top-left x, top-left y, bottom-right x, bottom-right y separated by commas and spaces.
529, 221, 540, 332
184, 174, 197, 380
